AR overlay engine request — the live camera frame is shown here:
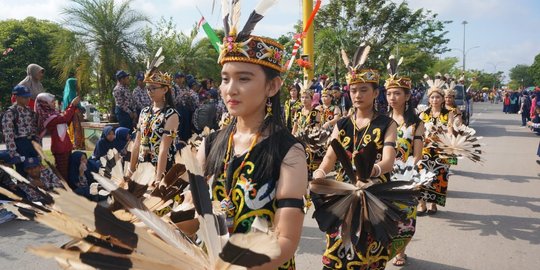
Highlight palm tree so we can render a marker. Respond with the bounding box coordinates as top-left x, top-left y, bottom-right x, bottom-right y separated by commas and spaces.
61, 0, 148, 119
